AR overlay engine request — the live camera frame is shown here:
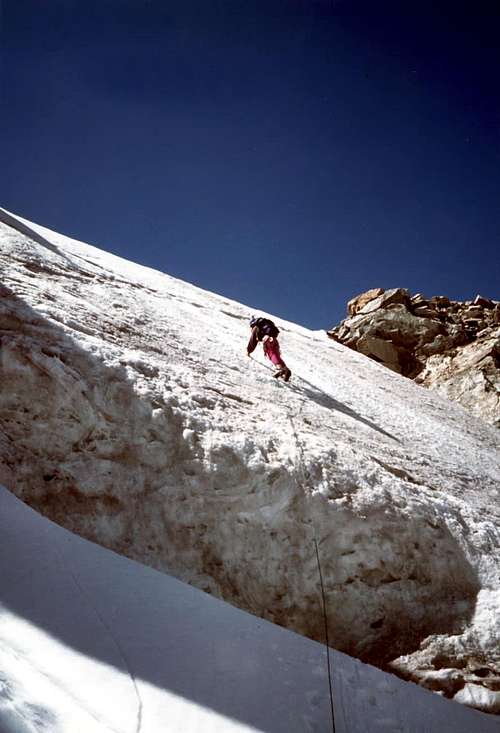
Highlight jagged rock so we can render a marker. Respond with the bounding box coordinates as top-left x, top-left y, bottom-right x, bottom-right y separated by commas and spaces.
474, 295, 494, 309
355, 335, 401, 372
464, 306, 485, 318
413, 305, 439, 319
464, 319, 487, 332
447, 323, 469, 346
419, 334, 457, 357
337, 323, 351, 340
328, 288, 500, 425
431, 295, 451, 308
411, 293, 428, 304
356, 287, 411, 315
347, 287, 385, 316
477, 326, 494, 339
341, 304, 442, 372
